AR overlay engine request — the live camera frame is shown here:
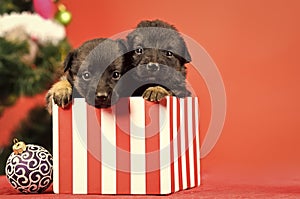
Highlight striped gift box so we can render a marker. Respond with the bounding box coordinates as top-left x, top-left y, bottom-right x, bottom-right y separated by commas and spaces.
52, 97, 200, 195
